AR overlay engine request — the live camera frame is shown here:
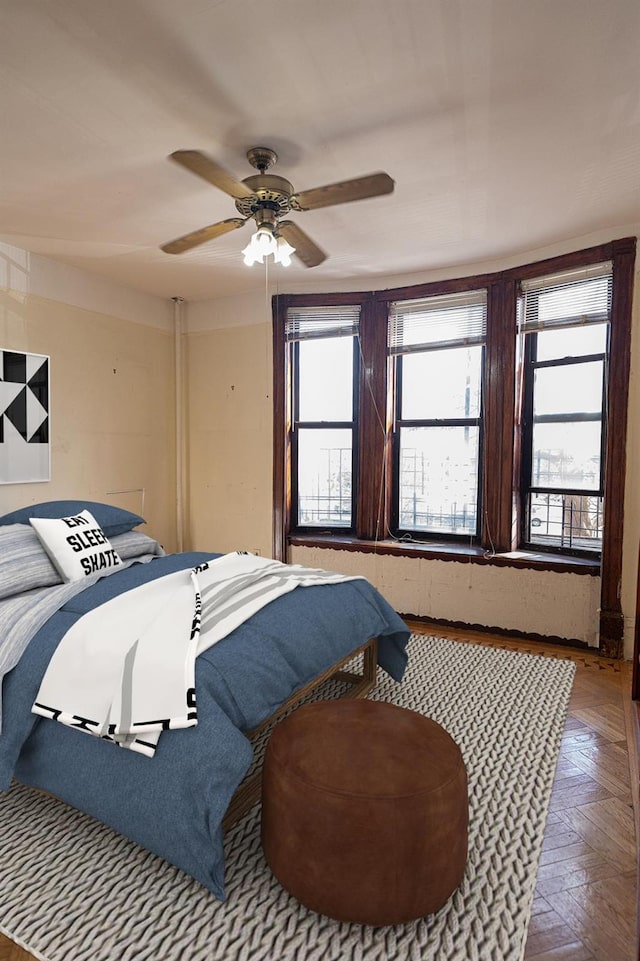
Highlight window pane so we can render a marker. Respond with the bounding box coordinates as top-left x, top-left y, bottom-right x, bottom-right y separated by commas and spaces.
534, 361, 603, 416
537, 323, 607, 361
401, 345, 482, 420
298, 337, 353, 421
531, 422, 602, 489
399, 426, 479, 534
297, 428, 352, 527
528, 492, 603, 552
